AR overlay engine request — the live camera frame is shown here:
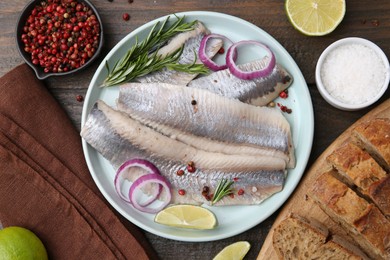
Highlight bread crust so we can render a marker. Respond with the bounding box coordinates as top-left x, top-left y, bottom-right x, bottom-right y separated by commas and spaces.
329, 235, 369, 260
272, 213, 327, 259
368, 175, 390, 218
352, 118, 390, 172
327, 142, 389, 217
272, 213, 369, 259
309, 170, 390, 259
